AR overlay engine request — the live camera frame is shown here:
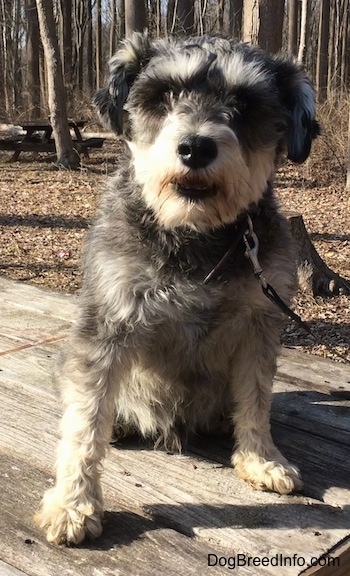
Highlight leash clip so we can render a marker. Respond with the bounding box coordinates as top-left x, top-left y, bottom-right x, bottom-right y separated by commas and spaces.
243, 217, 313, 337
243, 216, 267, 289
